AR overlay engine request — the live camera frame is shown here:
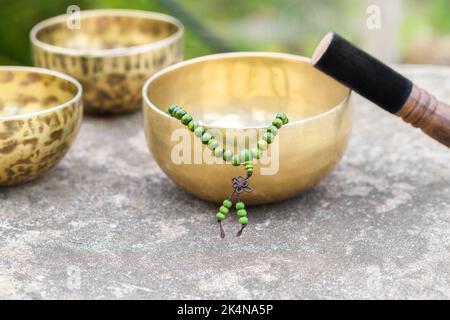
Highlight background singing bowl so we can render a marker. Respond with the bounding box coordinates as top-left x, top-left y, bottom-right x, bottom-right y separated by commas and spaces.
31, 9, 184, 115
143, 52, 351, 205
0, 66, 82, 186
